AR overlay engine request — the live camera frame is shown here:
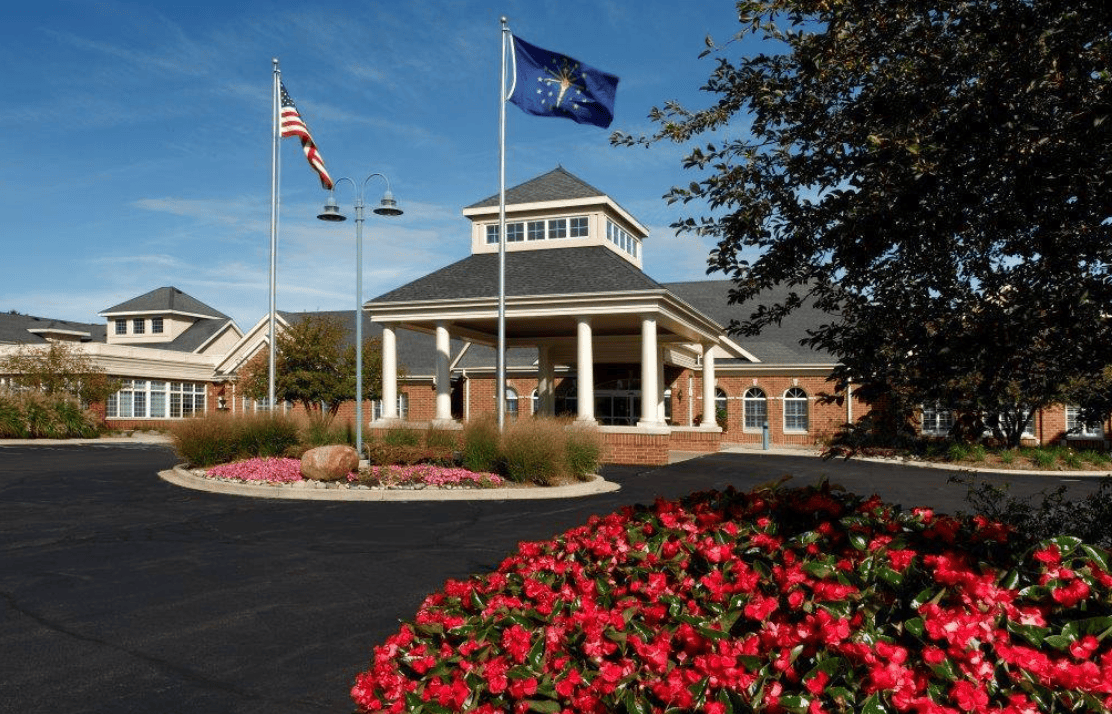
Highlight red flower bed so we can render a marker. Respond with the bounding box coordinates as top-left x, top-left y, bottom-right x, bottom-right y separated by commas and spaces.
351, 483, 1112, 714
